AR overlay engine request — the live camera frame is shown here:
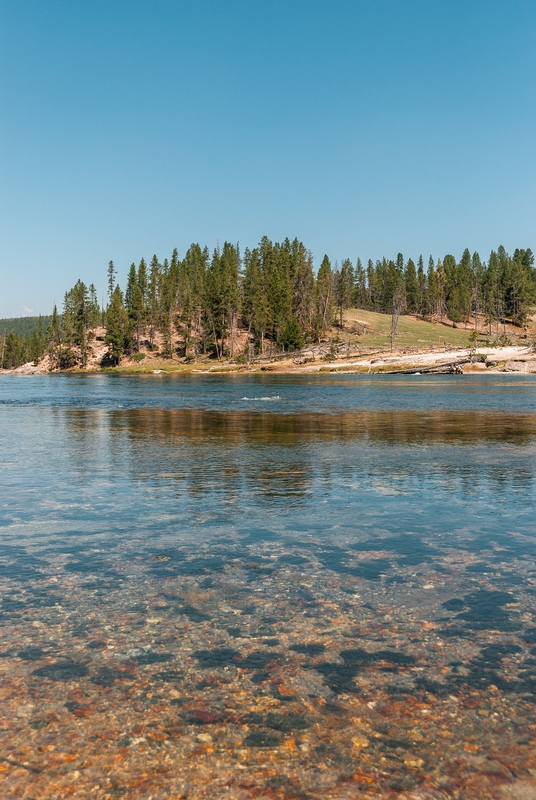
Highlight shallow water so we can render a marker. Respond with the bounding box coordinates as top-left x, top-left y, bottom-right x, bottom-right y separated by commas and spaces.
1, 374, 536, 798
